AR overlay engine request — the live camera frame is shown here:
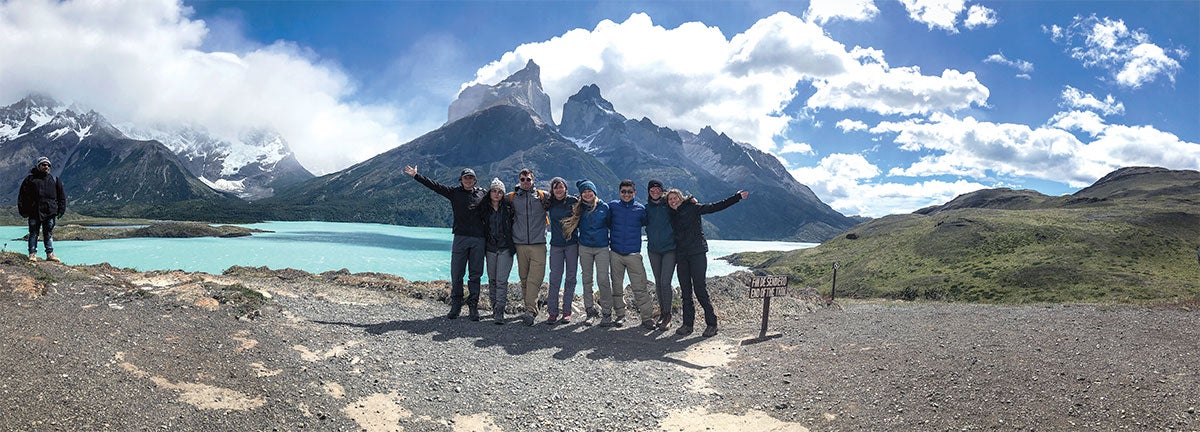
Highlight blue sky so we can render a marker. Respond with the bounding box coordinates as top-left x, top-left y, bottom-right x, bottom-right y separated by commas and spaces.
1, 0, 1196, 217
